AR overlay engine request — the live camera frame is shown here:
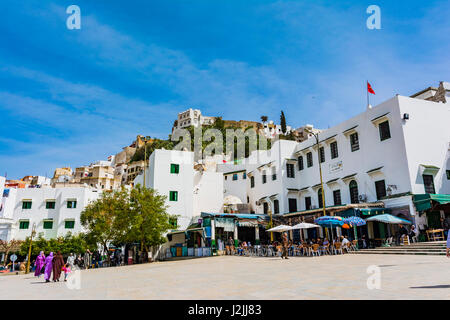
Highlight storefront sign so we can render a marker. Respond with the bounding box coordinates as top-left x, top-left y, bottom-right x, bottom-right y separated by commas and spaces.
329, 161, 343, 173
